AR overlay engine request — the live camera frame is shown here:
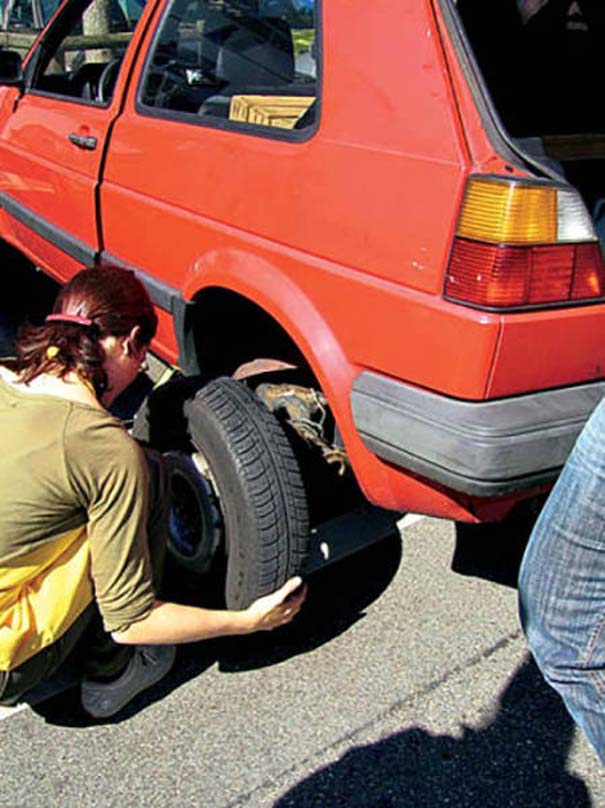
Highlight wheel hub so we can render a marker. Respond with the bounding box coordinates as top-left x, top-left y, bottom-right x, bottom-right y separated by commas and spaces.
165, 451, 224, 574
